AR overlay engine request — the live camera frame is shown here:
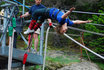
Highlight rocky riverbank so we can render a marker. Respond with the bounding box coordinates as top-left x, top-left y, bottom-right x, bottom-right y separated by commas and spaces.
44, 50, 100, 70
